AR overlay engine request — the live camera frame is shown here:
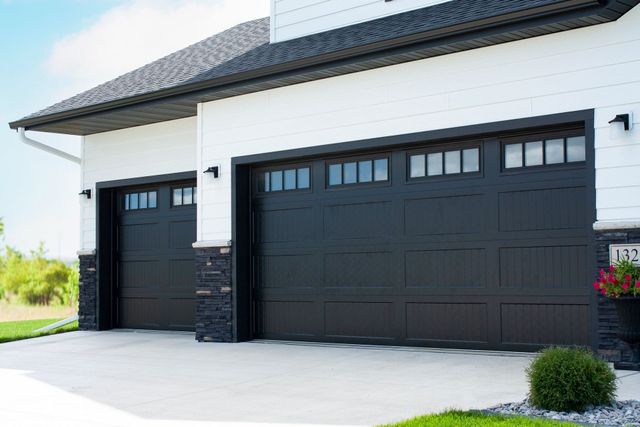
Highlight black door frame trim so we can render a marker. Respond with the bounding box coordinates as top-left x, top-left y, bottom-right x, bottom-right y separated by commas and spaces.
232, 110, 596, 347
95, 171, 197, 330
